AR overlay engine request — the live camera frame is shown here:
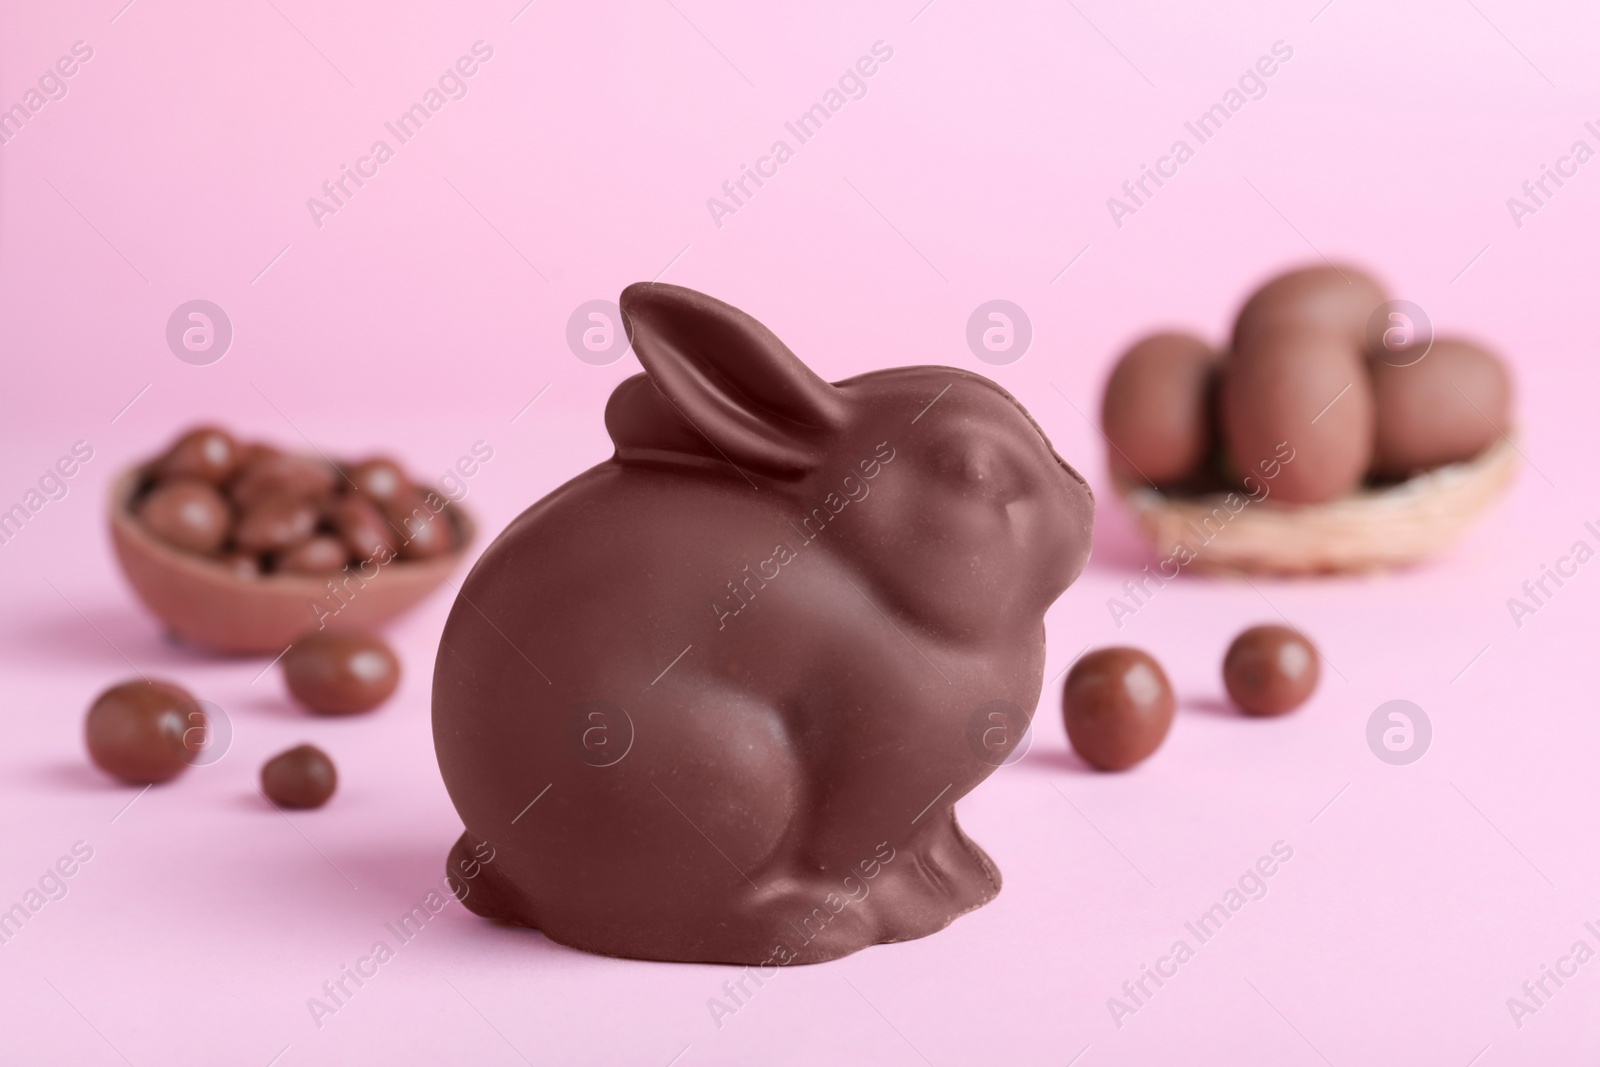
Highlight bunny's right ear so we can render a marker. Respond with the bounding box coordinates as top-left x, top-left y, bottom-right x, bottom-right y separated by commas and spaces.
616, 283, 848, 478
